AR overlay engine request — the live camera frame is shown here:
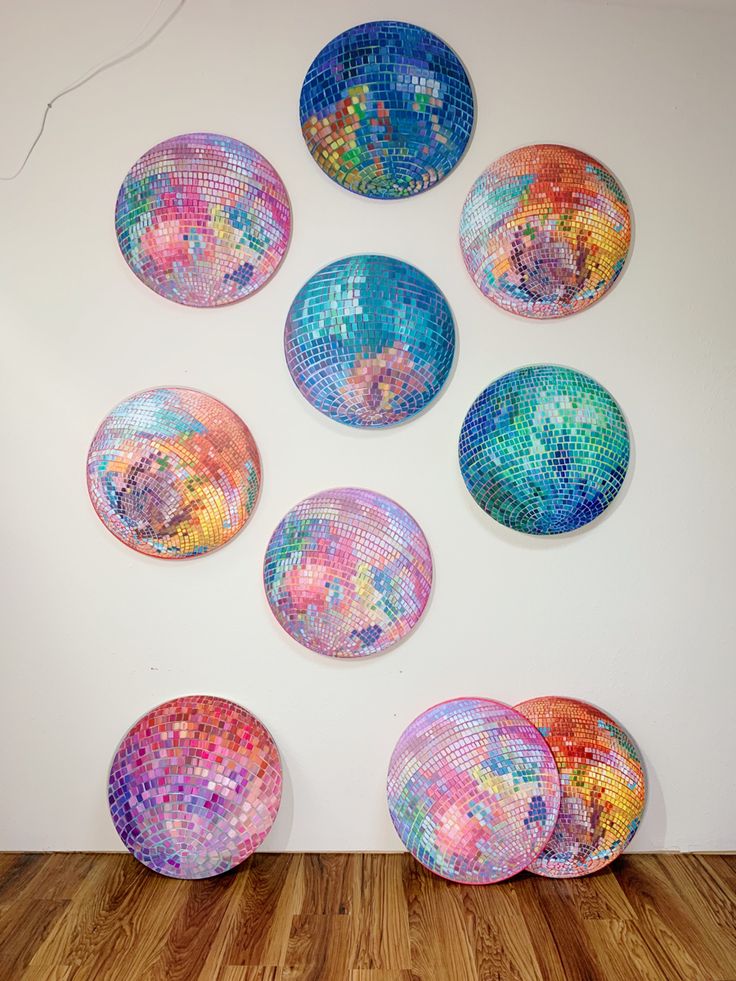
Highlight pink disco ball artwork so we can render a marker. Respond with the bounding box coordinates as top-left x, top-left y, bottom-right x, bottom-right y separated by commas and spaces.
387, 698, 561, 884
87, 387, 261, 559
515, 696, 646, 877
108, 695, 282, 879
115, 133, 291, 306
263, 487, 432, 658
